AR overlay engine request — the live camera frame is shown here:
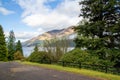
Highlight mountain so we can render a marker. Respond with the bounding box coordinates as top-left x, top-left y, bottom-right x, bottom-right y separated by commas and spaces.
22, 26, 76, 47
